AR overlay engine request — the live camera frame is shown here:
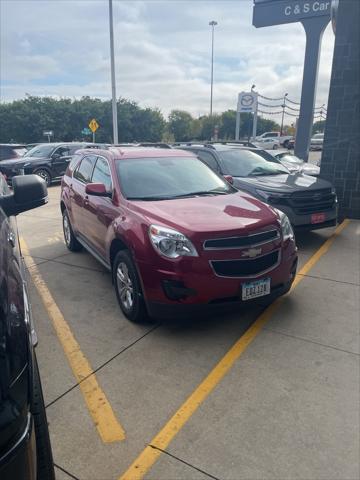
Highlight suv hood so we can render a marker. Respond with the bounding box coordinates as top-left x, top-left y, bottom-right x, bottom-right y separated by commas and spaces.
130, 191, 279, 235
233, 172, 331, 193
0, 156, 44, 167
